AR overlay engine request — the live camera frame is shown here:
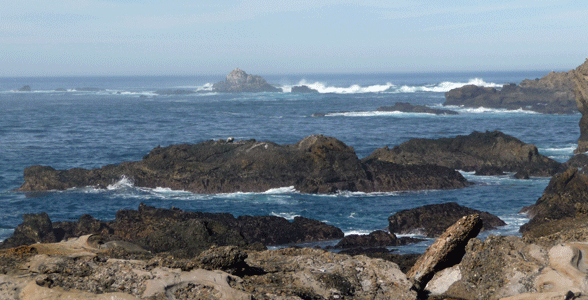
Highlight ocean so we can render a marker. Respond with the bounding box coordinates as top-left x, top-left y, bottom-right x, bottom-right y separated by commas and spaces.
0, 71, 579, 253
